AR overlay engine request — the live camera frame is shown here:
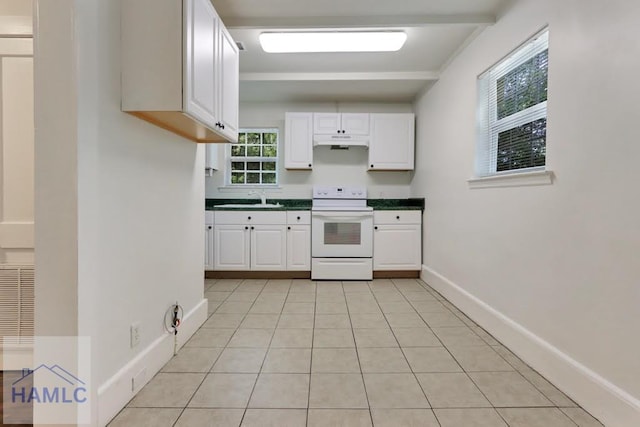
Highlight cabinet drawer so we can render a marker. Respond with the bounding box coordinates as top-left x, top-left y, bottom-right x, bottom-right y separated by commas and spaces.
287, 211, 311, 225
374, 210, 421, 225
215, 211, 287, 225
